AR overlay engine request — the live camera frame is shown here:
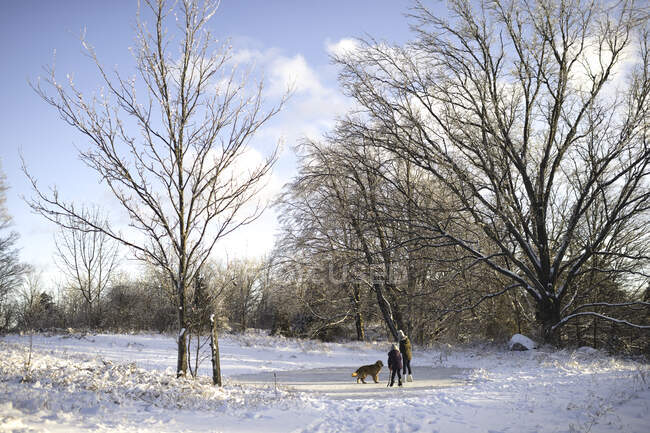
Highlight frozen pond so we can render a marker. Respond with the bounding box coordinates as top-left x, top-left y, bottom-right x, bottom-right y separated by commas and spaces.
232, 366, 471, 399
